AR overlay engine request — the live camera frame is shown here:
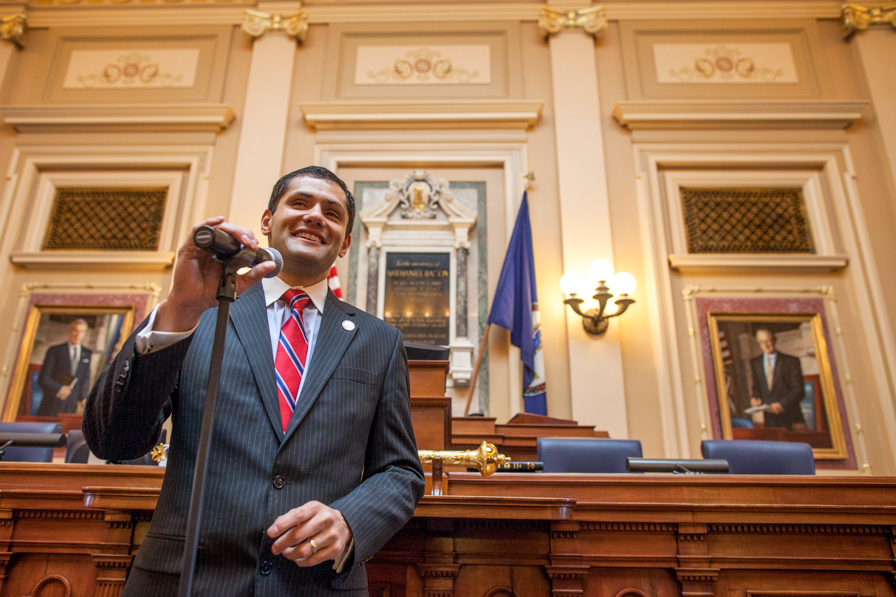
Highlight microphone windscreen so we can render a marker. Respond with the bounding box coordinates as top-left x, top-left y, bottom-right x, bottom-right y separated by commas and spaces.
263, 248, 283, 278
